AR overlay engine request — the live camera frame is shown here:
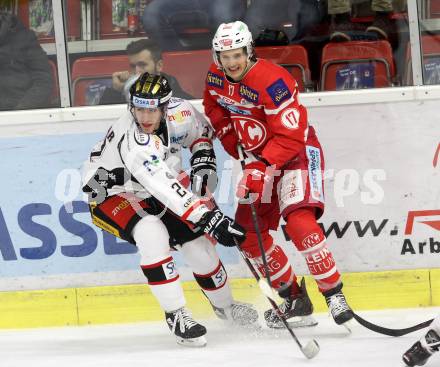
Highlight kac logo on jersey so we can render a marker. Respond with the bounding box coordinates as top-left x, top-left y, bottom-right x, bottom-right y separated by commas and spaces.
232, 116, 268, 151
239, 83, 259, 103
266, 78, 292, 107
206, 71, 224, 88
